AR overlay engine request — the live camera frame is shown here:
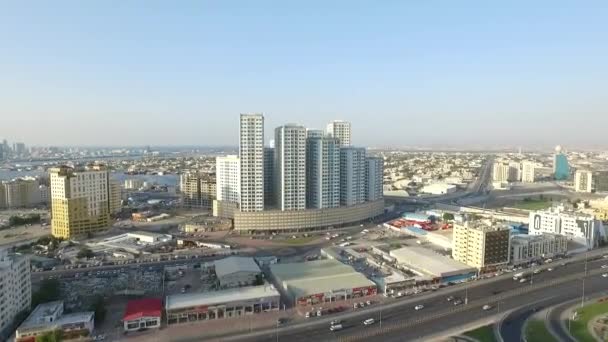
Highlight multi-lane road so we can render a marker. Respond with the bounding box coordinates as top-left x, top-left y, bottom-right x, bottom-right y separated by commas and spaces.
201, 251, 608, 342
